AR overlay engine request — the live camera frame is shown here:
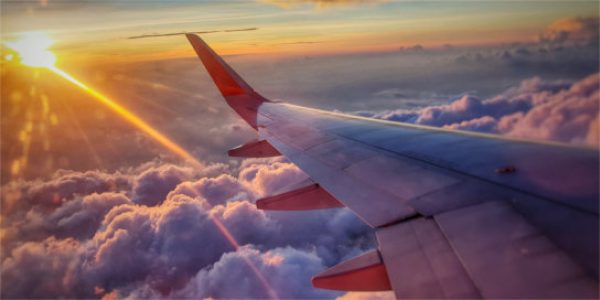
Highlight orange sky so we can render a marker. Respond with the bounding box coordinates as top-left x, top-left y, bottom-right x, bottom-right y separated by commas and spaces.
1, 0, 598, 65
